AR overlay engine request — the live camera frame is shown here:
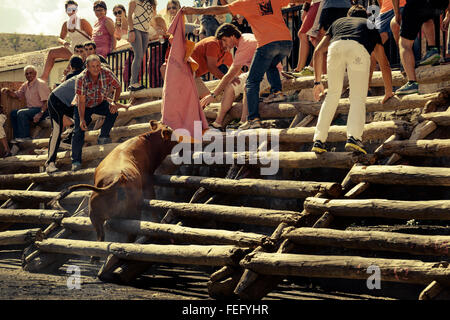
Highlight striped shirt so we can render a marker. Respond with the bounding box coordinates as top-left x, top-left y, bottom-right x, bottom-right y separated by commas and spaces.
75, 67, 120, 108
